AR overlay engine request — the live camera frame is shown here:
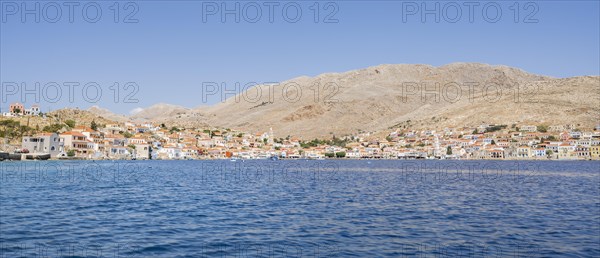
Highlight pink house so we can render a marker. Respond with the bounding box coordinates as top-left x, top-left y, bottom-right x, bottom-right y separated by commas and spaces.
9, 102, 25, 114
